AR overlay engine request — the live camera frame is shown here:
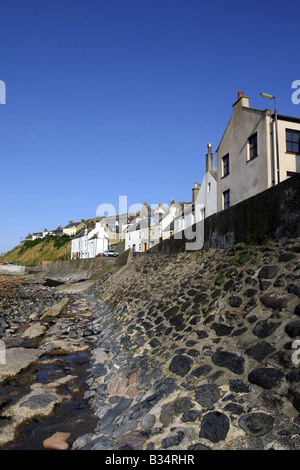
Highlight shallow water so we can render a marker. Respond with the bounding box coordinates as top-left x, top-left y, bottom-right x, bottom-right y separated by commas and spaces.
3, 351, 99, 450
